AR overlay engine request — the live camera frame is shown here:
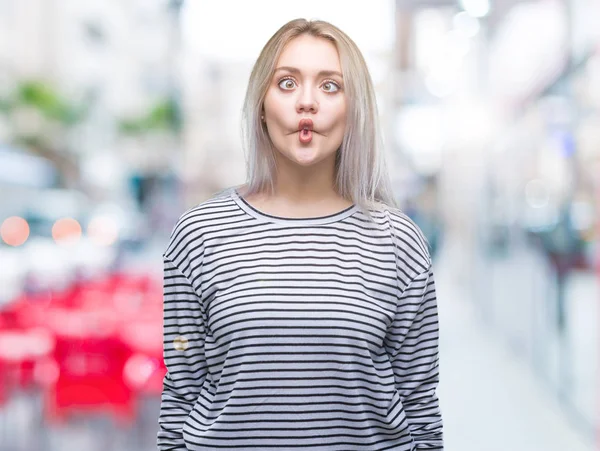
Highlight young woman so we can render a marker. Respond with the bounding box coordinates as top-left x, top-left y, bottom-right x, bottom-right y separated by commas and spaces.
158, 18, 443, 451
